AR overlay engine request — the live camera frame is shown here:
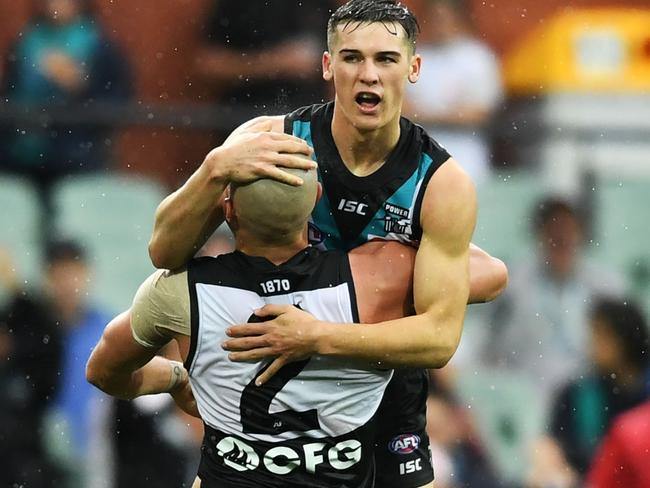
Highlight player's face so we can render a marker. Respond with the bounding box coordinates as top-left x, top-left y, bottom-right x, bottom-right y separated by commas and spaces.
323, 22, 421, 132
